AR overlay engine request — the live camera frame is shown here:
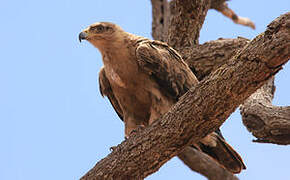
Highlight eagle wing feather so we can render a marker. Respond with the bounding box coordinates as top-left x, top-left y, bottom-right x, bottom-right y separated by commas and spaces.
99, 67, 124, 121
136, 40, 198, 100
